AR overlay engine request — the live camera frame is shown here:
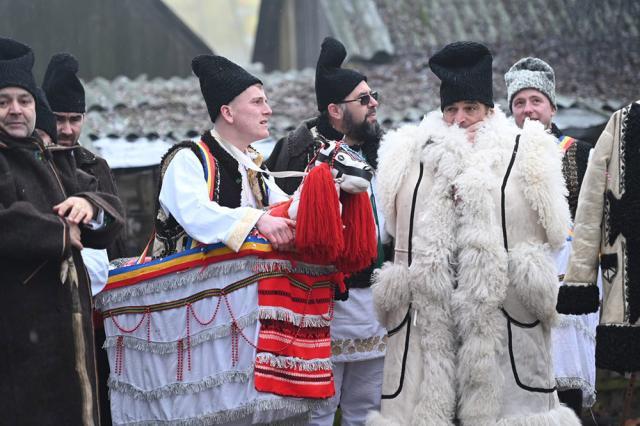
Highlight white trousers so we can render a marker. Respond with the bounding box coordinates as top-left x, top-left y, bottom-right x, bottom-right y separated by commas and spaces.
308, 357, 384, 426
